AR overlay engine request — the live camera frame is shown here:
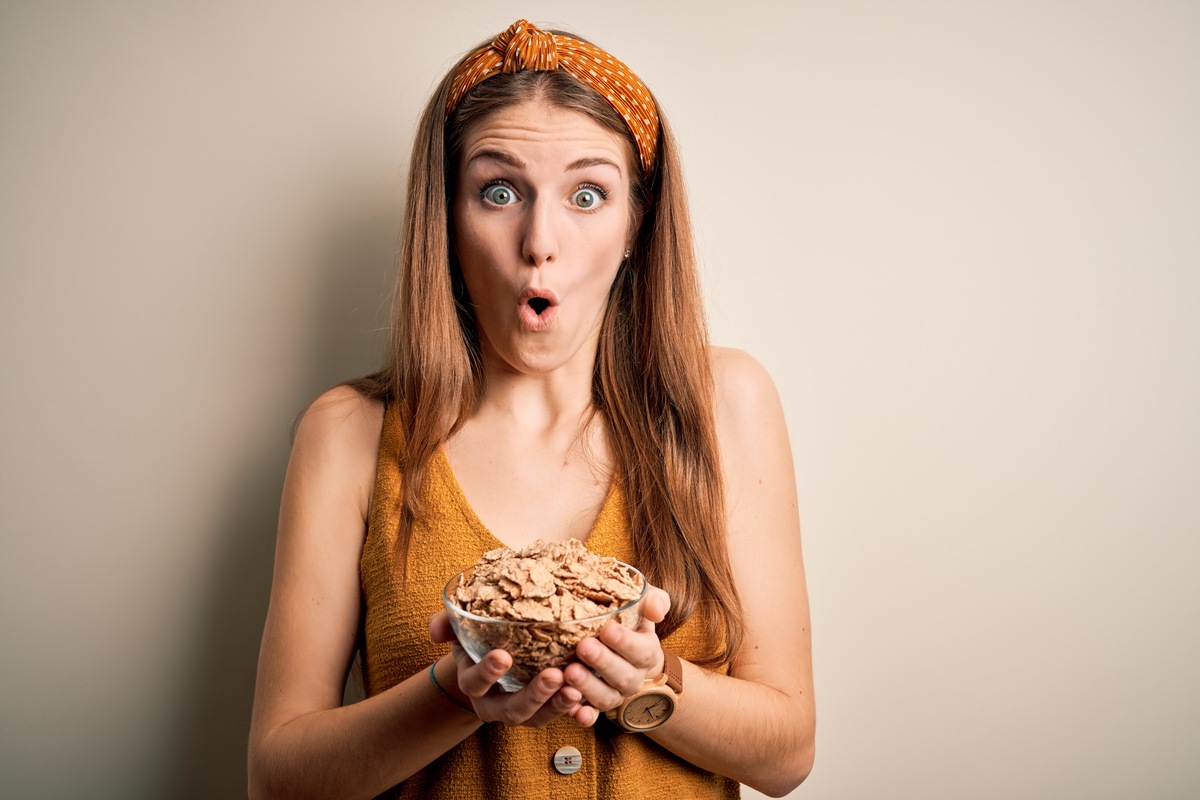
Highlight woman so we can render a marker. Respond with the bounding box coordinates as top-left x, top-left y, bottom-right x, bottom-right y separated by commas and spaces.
249, 20, 814, 800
